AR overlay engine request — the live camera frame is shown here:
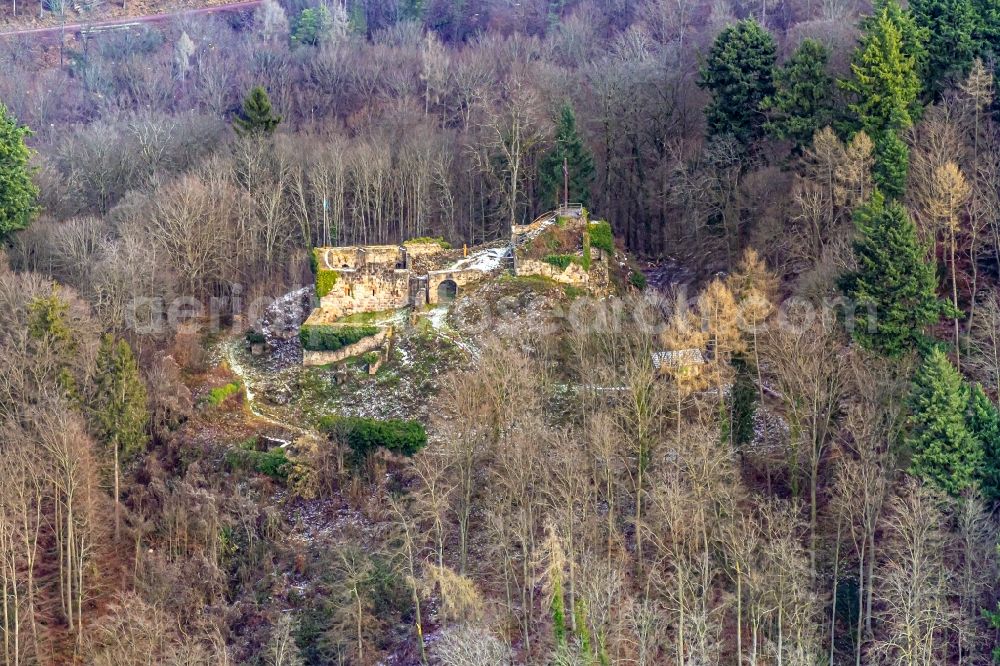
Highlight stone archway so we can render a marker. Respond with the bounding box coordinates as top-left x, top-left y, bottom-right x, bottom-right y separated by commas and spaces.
436, 279, 458, 303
